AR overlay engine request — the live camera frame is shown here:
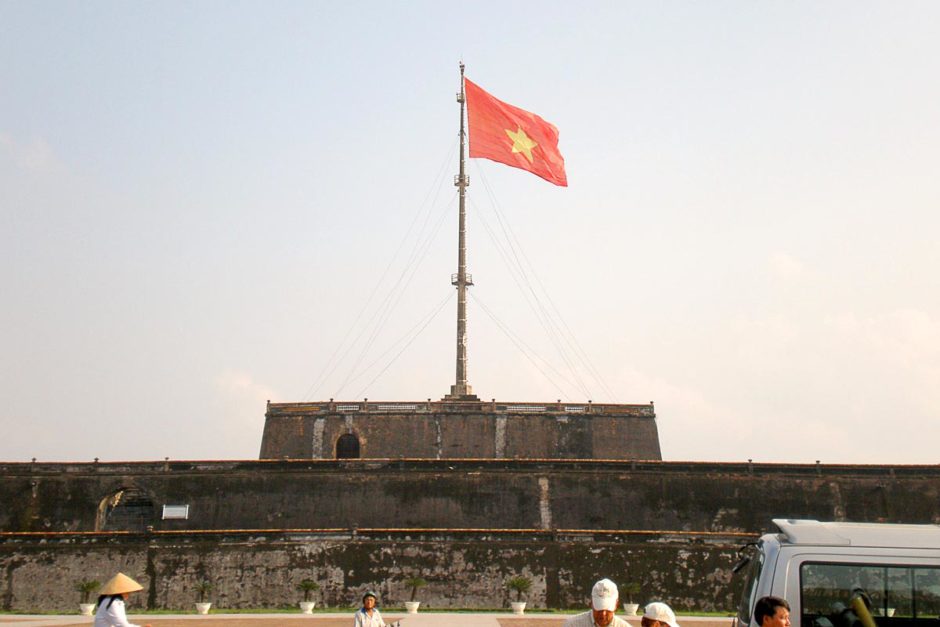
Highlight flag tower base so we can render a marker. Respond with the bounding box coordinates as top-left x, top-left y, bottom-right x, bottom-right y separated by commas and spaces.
444, 384, 478, 401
